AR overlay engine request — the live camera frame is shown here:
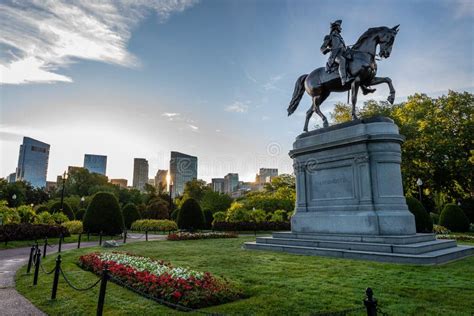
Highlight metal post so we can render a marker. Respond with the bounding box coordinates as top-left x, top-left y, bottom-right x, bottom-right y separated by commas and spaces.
43, 237, 48, 258
99, 231, 102, 246
58, 234, 63, 253
123, 229, 127, 244
33, 249, 42, 286
146, 230, 148, 241
78, 233, 82, 249
27, 245, 36, 274
96, 264, 109, 316
364, 288, 377, 316
51, 255, 62, 300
